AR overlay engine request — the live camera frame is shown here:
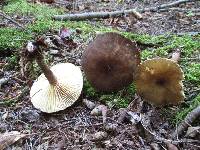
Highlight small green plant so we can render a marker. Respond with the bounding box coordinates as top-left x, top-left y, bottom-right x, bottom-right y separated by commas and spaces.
5, 54, 19, 70
0, 98, 16, 107
186, 11, 194, 17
